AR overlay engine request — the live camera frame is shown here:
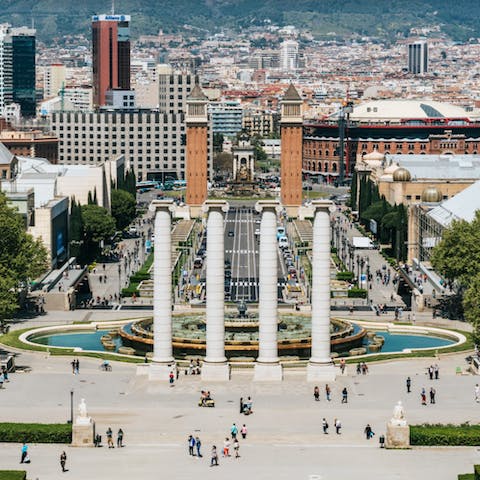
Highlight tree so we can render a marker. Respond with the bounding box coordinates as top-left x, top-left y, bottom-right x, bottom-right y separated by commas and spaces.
111, 189, 136, 230
81, 204, 115, 256
69, 198, 85, 262
213, 152, 233, 174
463, 274, 480, 342
0, 192, 48, 322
